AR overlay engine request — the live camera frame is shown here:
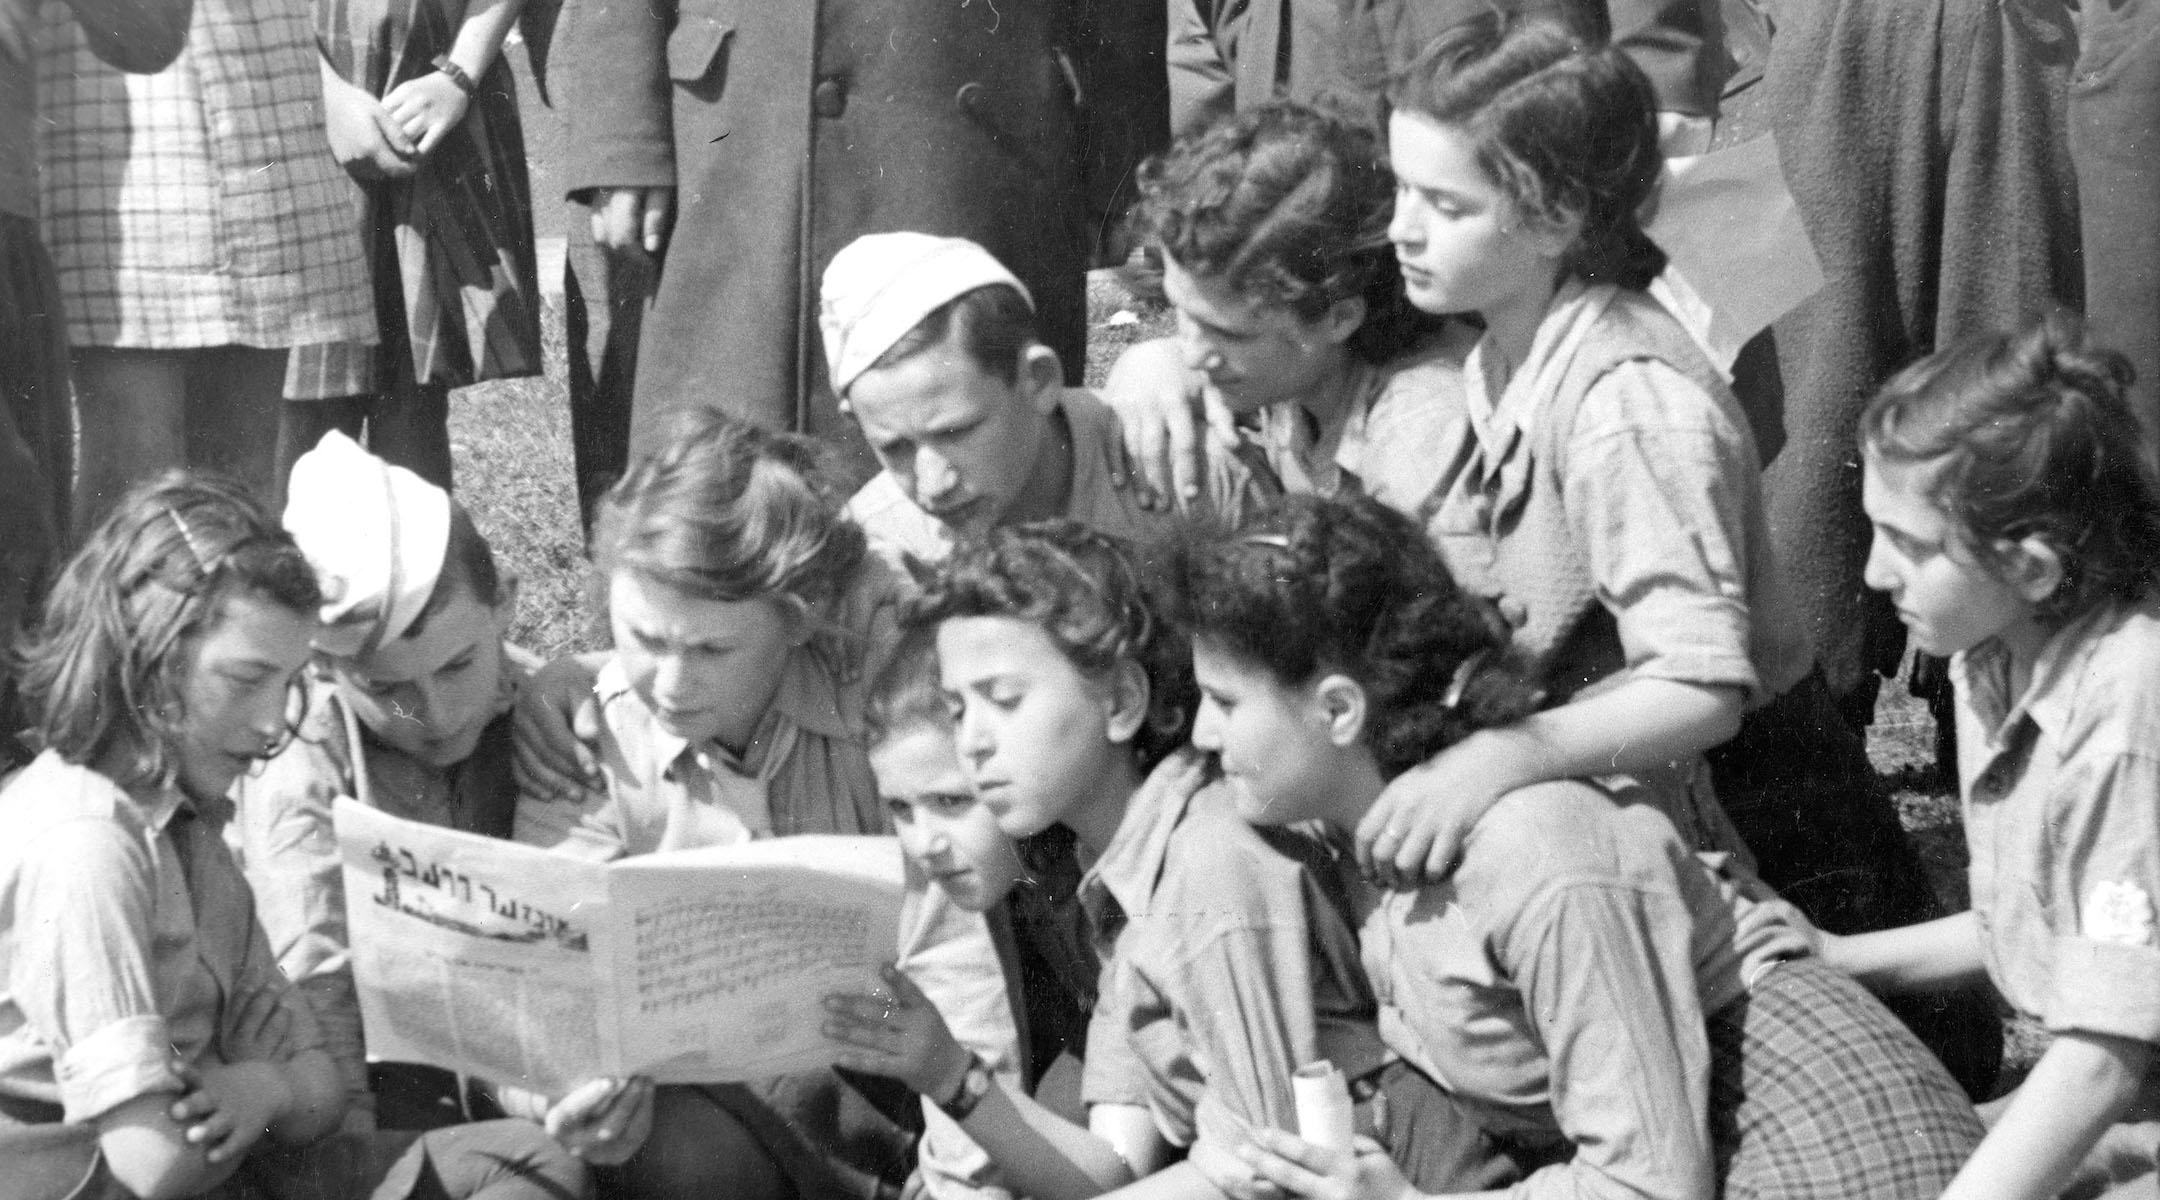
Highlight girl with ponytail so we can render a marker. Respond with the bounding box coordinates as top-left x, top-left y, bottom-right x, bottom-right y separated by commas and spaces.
1789, 313, 2160, 1199
1169, 492, 1983, 1200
